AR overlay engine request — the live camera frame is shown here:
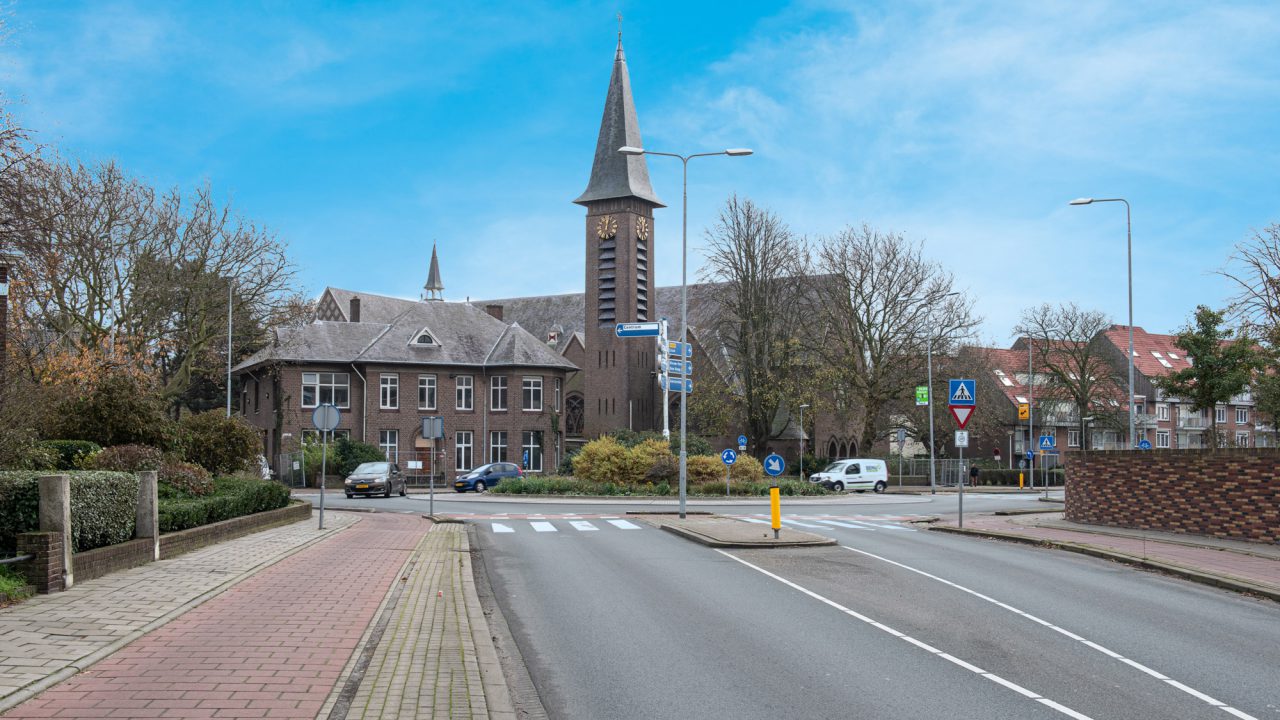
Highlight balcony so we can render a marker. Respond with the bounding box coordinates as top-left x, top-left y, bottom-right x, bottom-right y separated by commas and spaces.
1178, 416, 1207, 429
1134, 413, 1158, 428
